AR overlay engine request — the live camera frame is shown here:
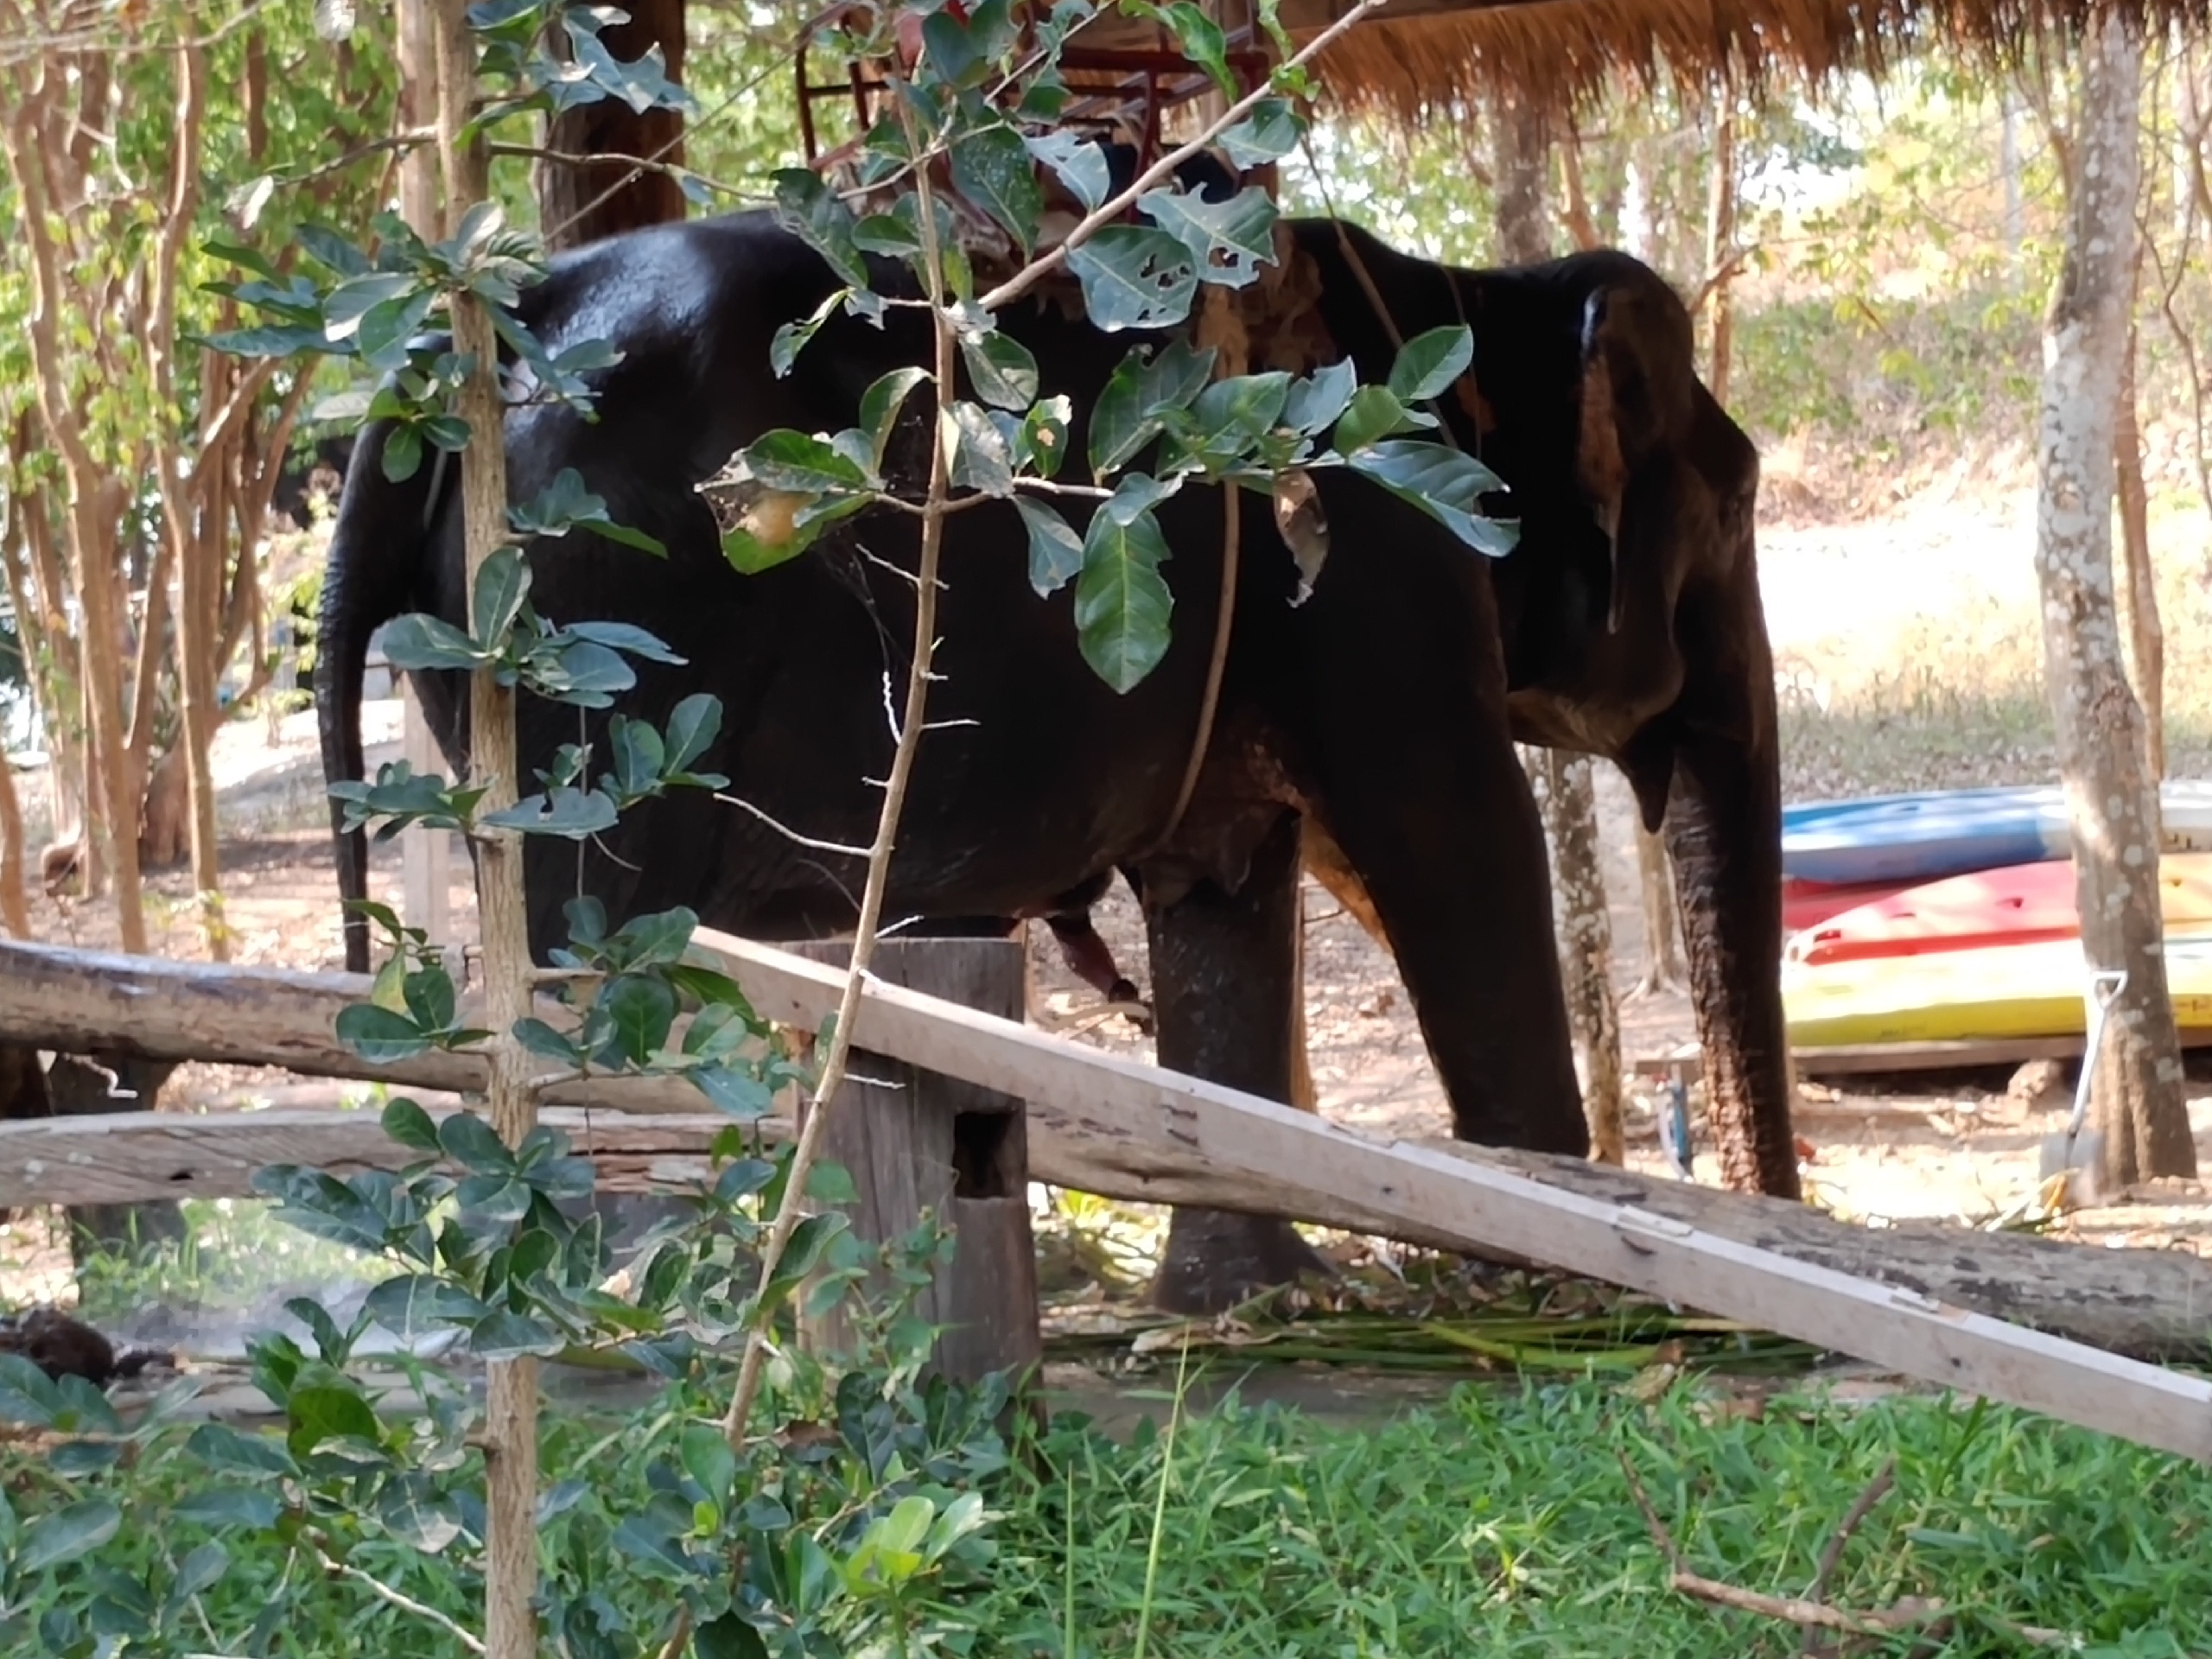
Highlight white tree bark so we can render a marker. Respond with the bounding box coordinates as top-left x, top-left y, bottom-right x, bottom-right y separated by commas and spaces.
2035, 12, 2196, 1190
